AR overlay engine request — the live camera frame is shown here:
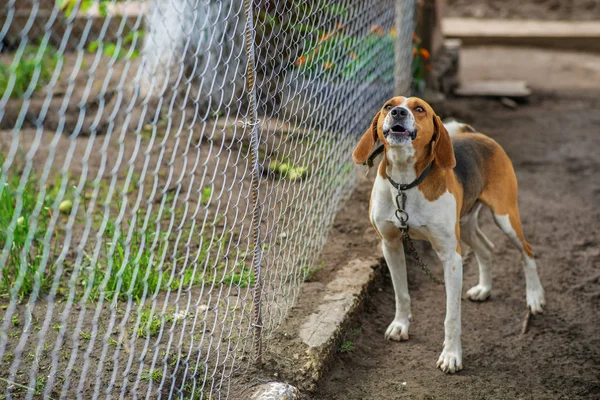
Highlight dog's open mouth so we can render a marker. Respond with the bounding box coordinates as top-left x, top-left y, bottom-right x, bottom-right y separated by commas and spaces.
386, 124, 417, 140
